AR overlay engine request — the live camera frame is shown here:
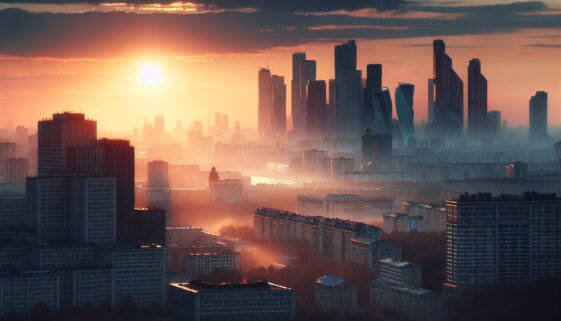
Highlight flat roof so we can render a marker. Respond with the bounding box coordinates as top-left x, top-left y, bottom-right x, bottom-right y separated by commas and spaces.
316, 275, 346, 287
170, 280, 291, 293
